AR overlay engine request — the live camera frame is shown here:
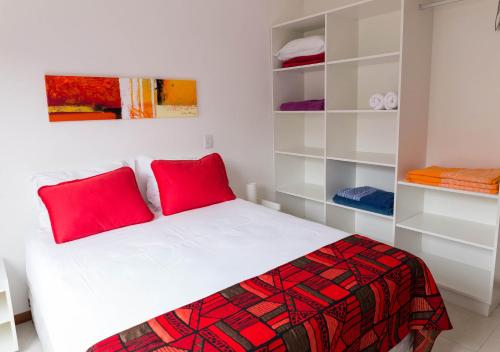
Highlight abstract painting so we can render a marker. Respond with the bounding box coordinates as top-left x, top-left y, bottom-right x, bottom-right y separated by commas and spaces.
45, 75, 198, 122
